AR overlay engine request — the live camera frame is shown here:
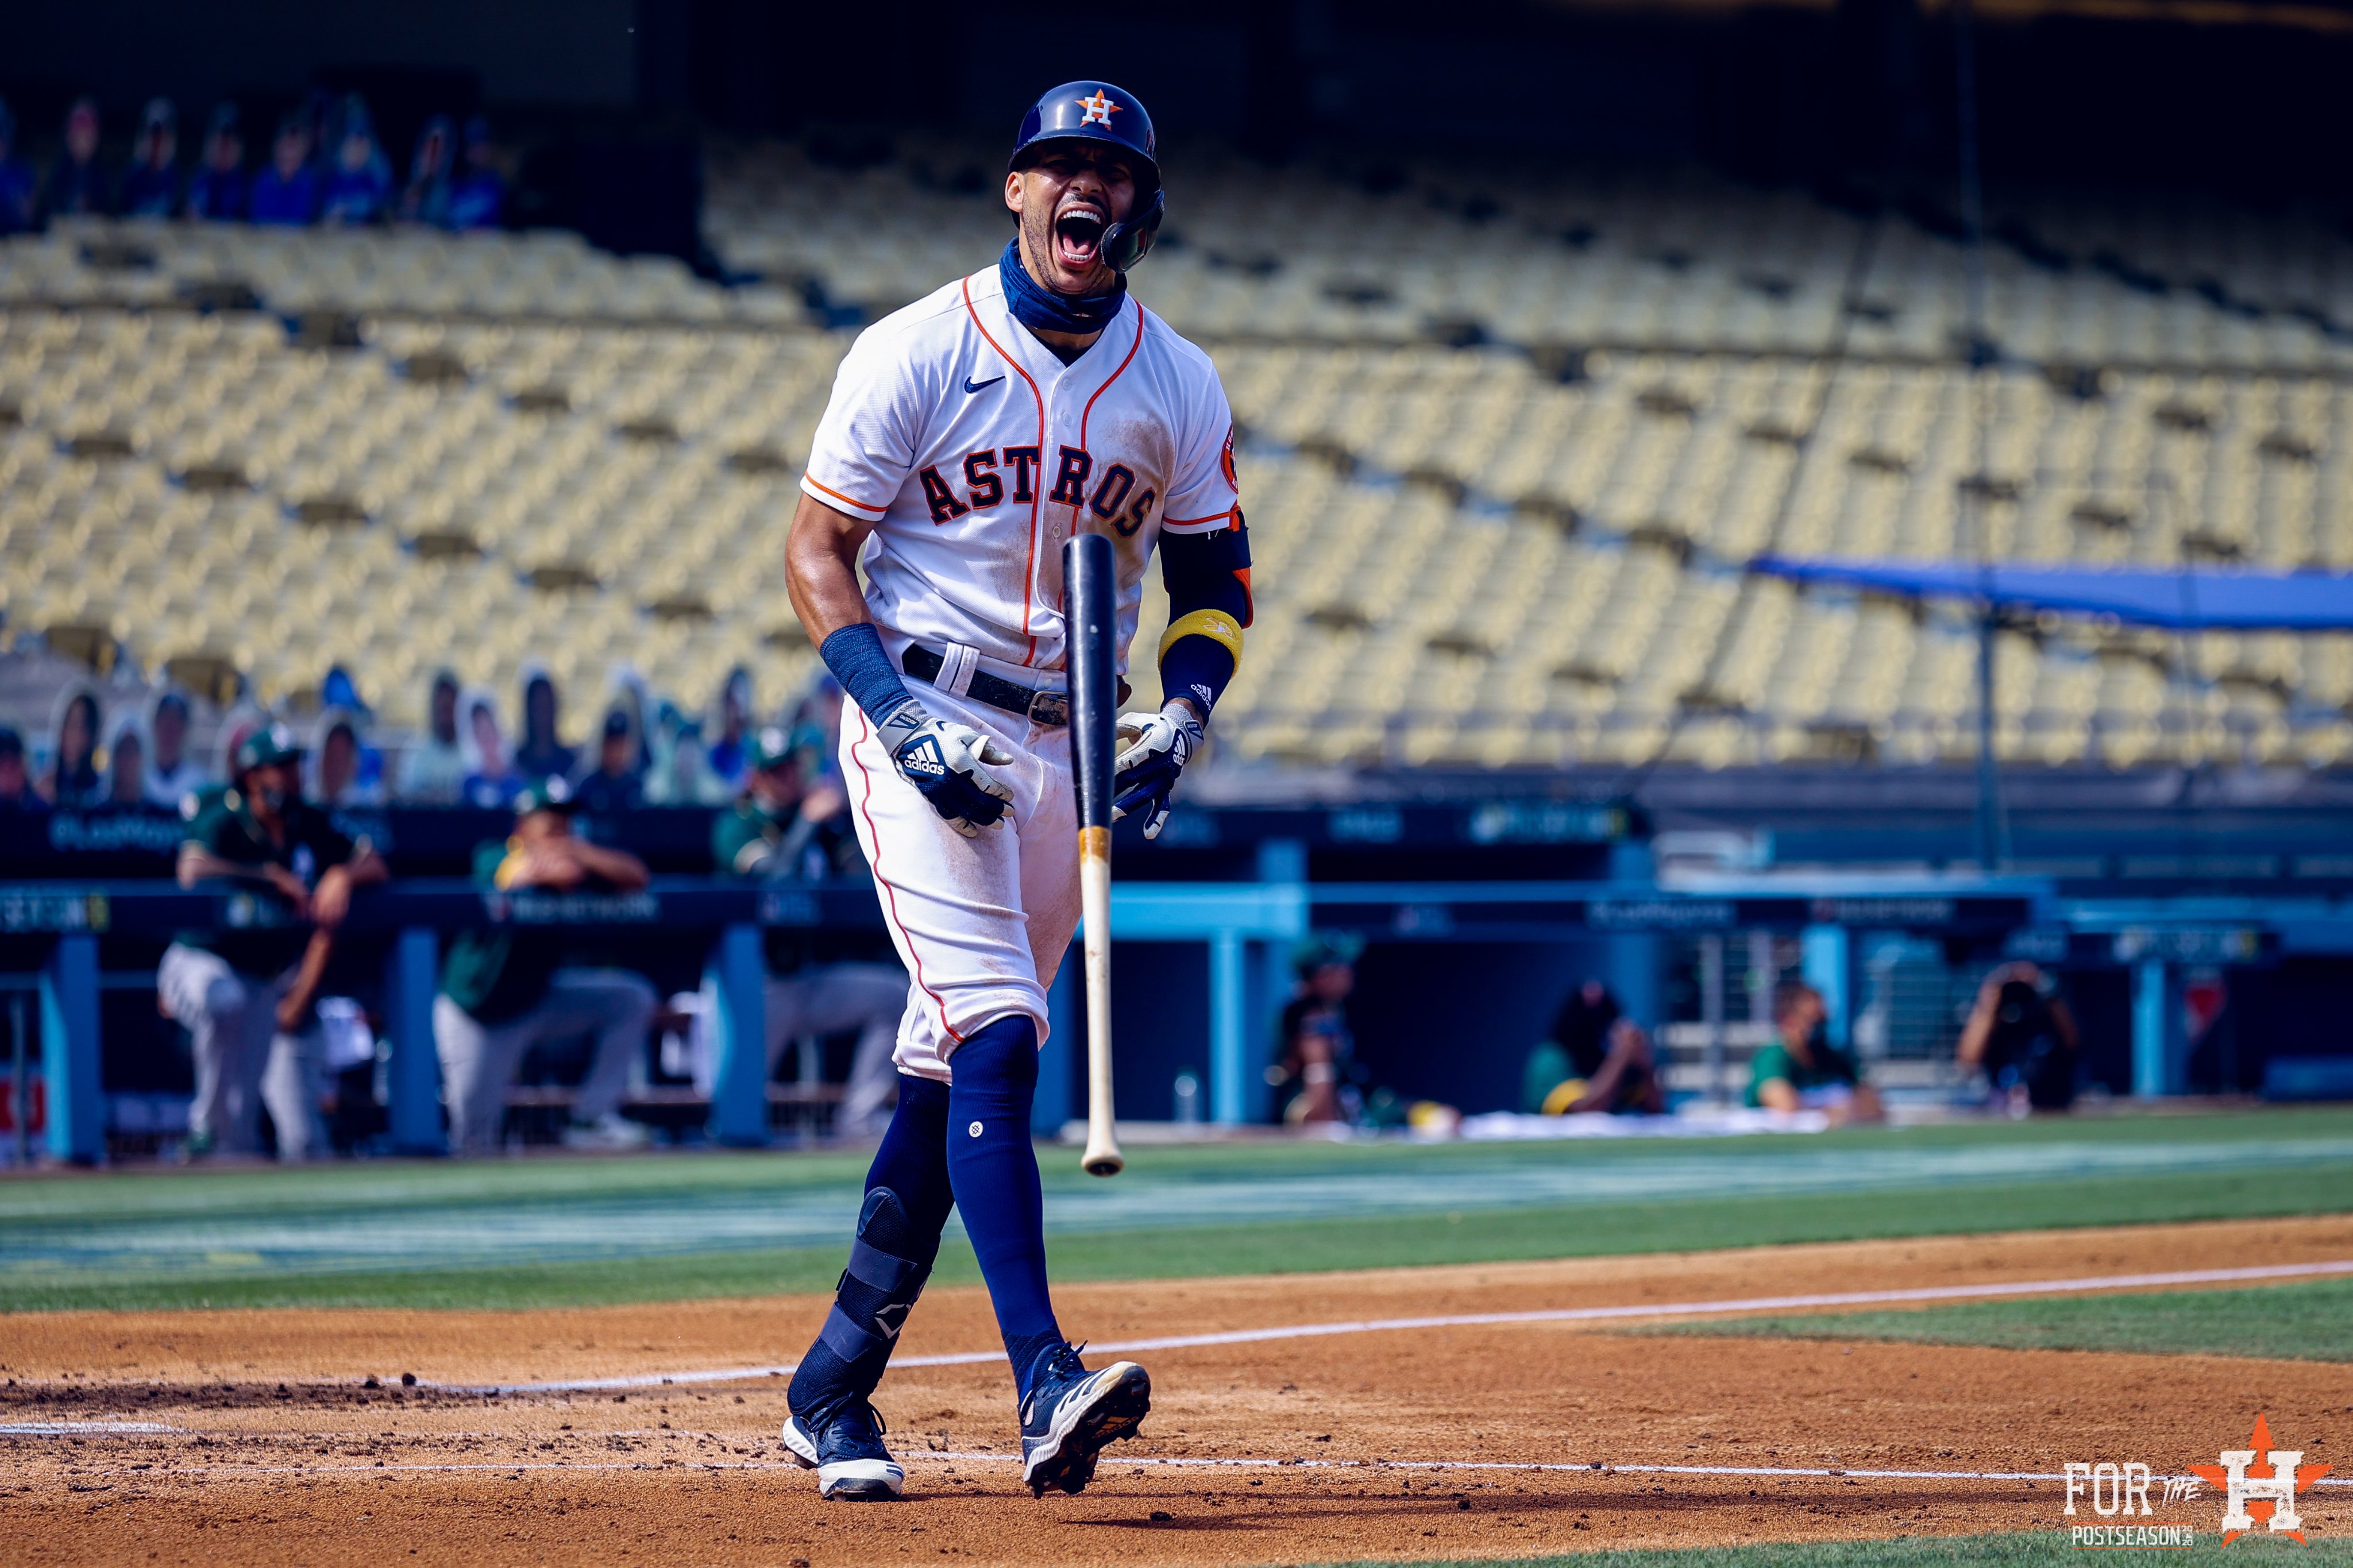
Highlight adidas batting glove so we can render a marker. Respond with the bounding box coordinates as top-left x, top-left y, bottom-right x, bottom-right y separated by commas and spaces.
875, 700, 1015, 837
1111, 702, 1203, 841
